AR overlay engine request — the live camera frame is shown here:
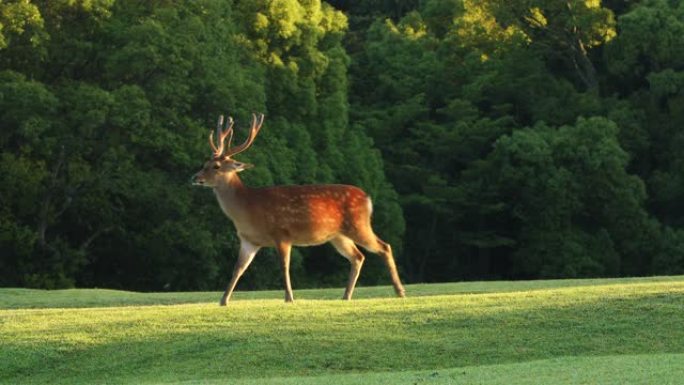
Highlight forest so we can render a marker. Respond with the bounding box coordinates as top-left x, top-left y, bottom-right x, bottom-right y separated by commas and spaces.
1, 0, 683, 291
